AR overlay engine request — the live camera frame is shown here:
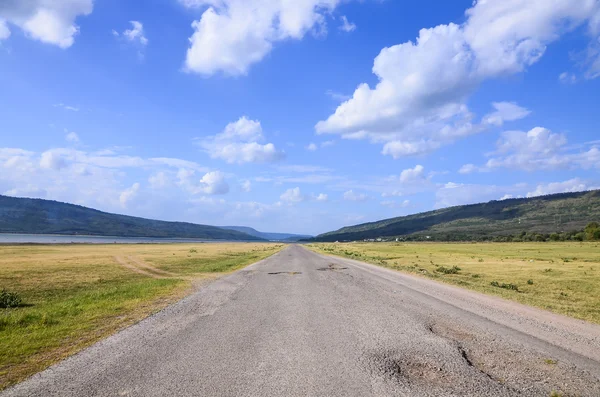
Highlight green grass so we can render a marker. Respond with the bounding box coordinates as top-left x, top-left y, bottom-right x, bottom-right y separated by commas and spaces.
307, 242, 600, 324
0, 243, 283, 390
